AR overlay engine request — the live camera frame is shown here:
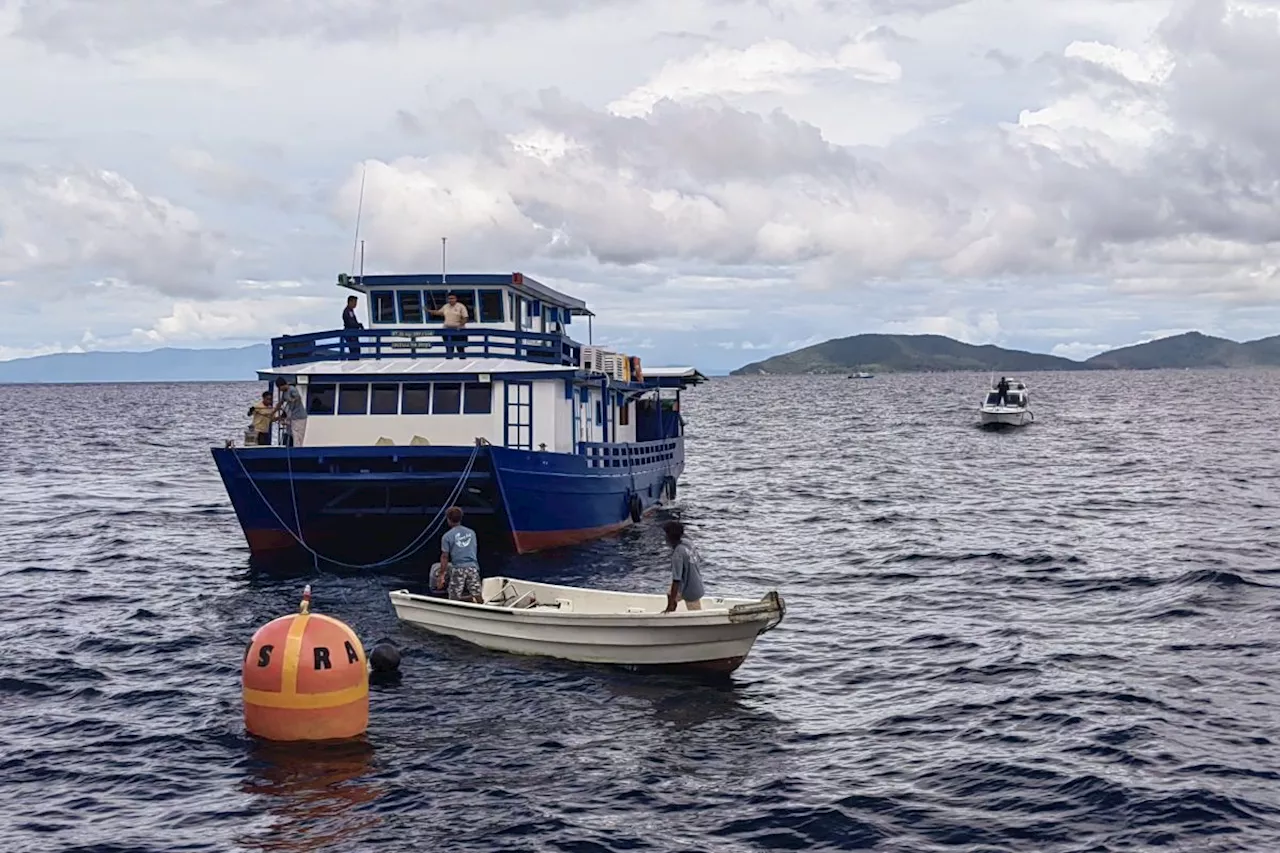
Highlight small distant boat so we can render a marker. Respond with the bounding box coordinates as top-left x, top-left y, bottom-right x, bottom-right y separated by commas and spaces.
847, 371, 874, 379
979, 378, 1033, 427
388, 577, 786, 675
